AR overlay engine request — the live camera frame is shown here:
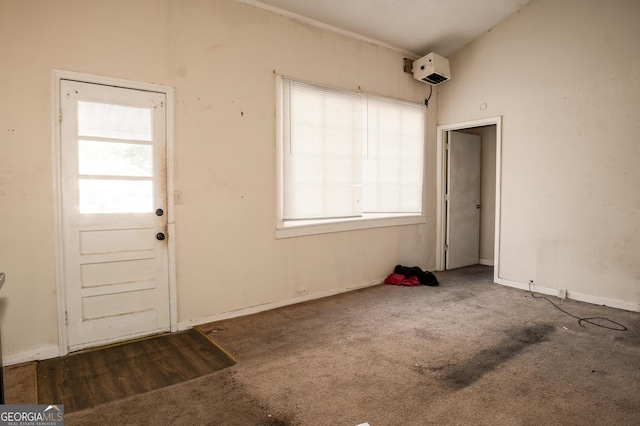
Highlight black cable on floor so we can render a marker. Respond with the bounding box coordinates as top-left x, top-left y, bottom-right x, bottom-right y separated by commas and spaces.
528, 280, 627, 331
